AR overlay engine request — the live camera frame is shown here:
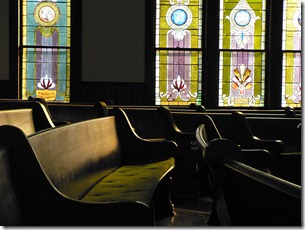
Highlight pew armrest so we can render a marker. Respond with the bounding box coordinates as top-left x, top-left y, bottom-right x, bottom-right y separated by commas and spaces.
241, 148, 271, 173
113, 108, 178, 164
242, 136, 285, 158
